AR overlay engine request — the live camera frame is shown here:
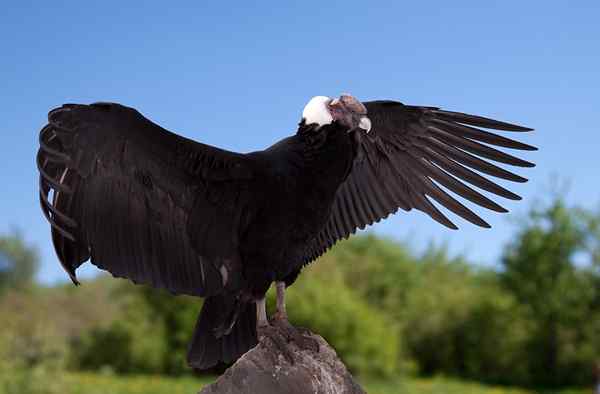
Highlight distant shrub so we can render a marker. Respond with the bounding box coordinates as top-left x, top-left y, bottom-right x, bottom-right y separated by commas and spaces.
68, 282, 199, 375
0, 291, 68, 394
7, 214, 600, 388
268, 268, 400, 378
330, 235, 419, 318
326, 236, 537, 385
69, 323, 133, 373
